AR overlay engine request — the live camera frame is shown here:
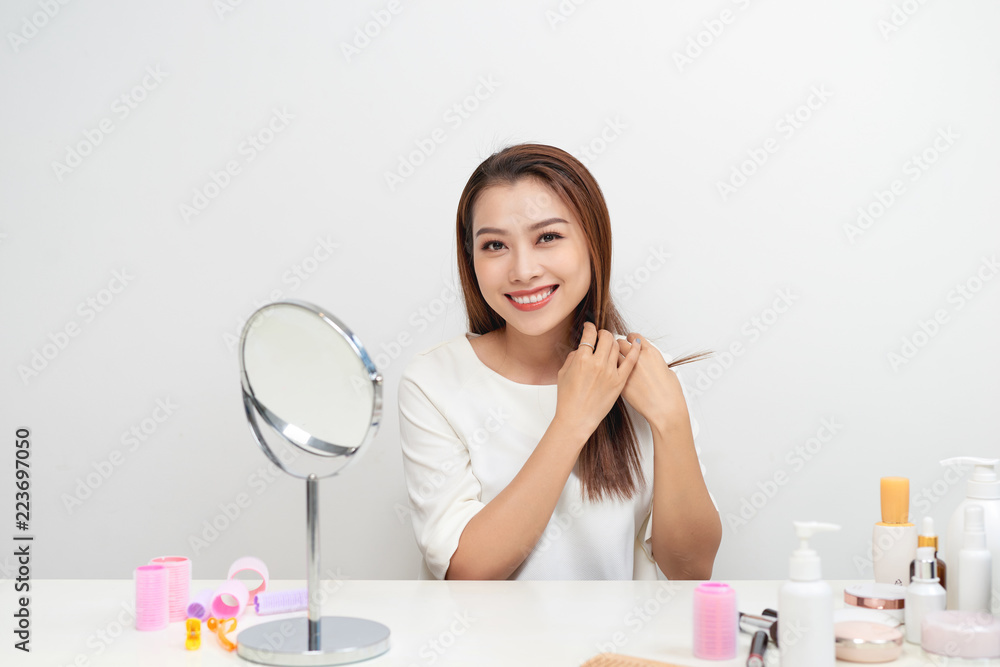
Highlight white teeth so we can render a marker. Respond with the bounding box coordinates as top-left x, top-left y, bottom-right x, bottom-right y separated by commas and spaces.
510, 287, 555, 304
